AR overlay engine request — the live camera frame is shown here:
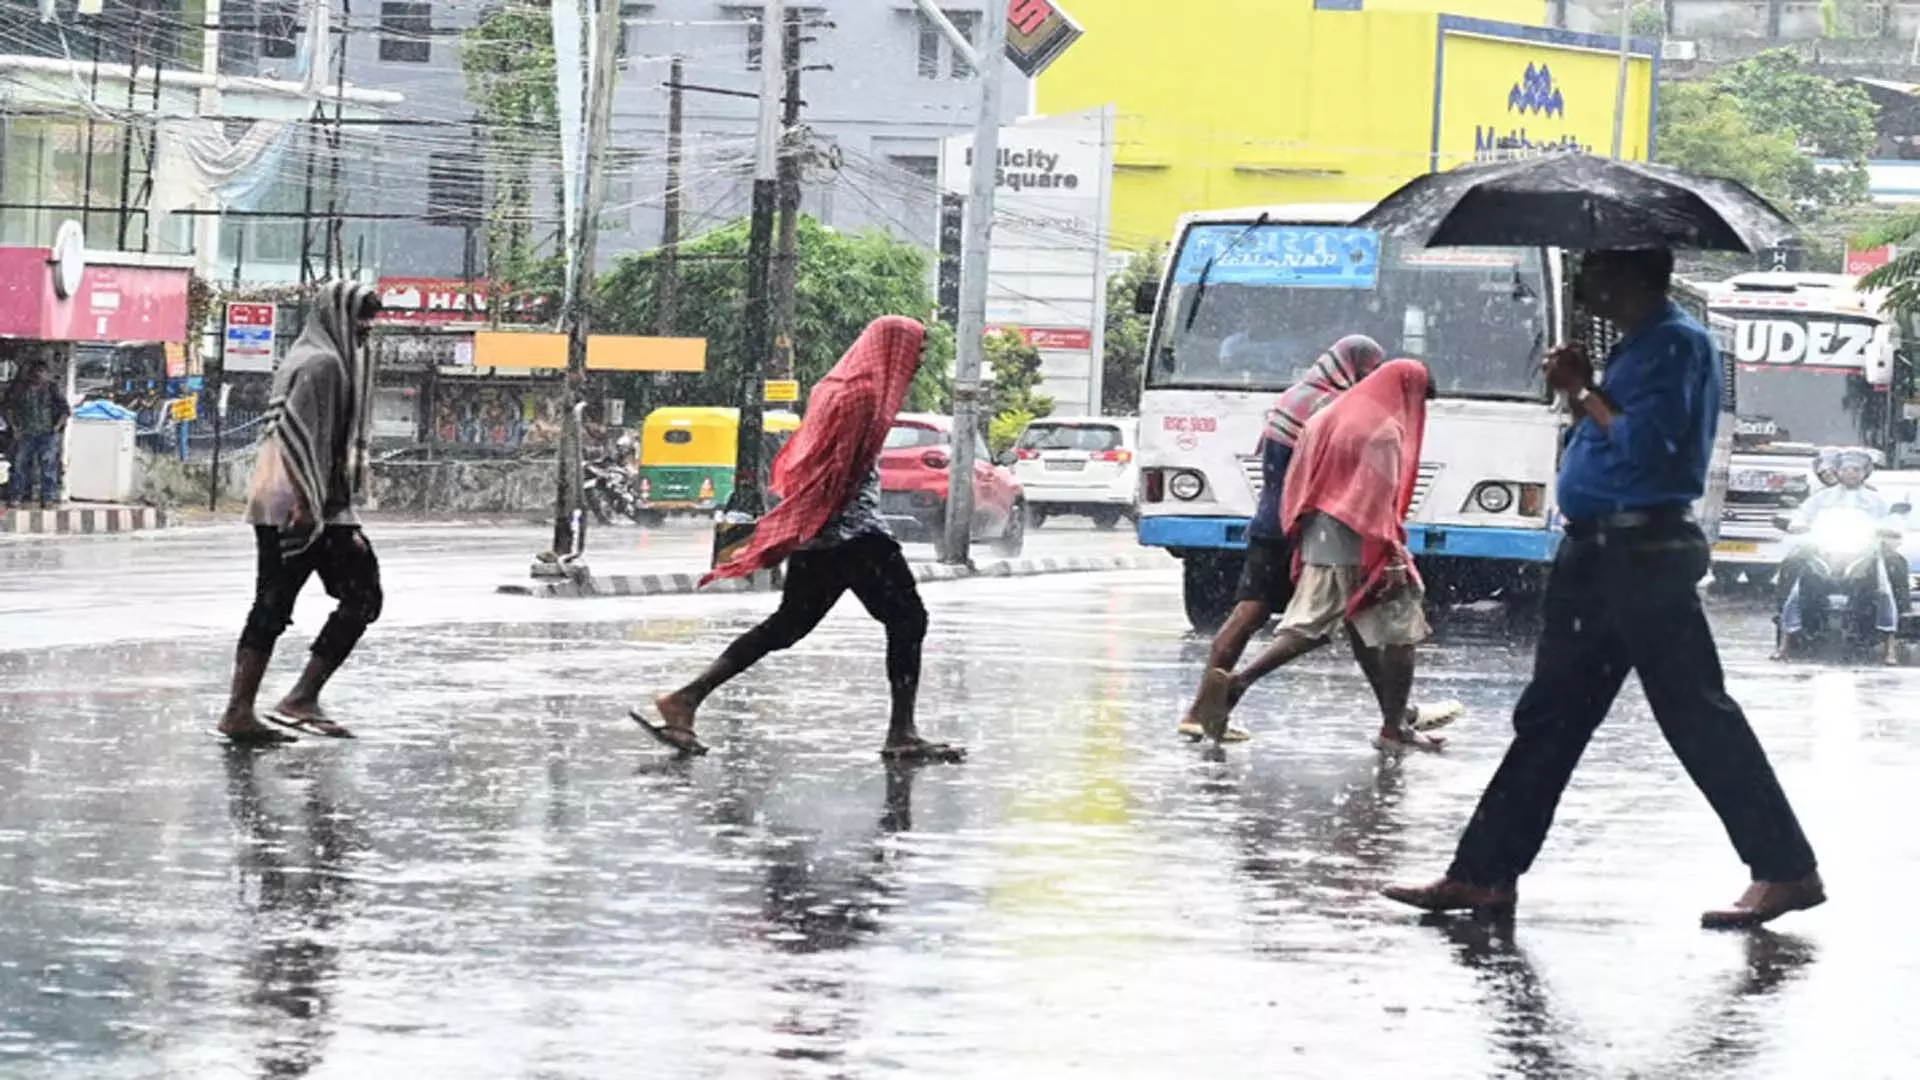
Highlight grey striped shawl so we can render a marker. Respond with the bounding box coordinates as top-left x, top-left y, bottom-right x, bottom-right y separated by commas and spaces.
260, 281, 376, 553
